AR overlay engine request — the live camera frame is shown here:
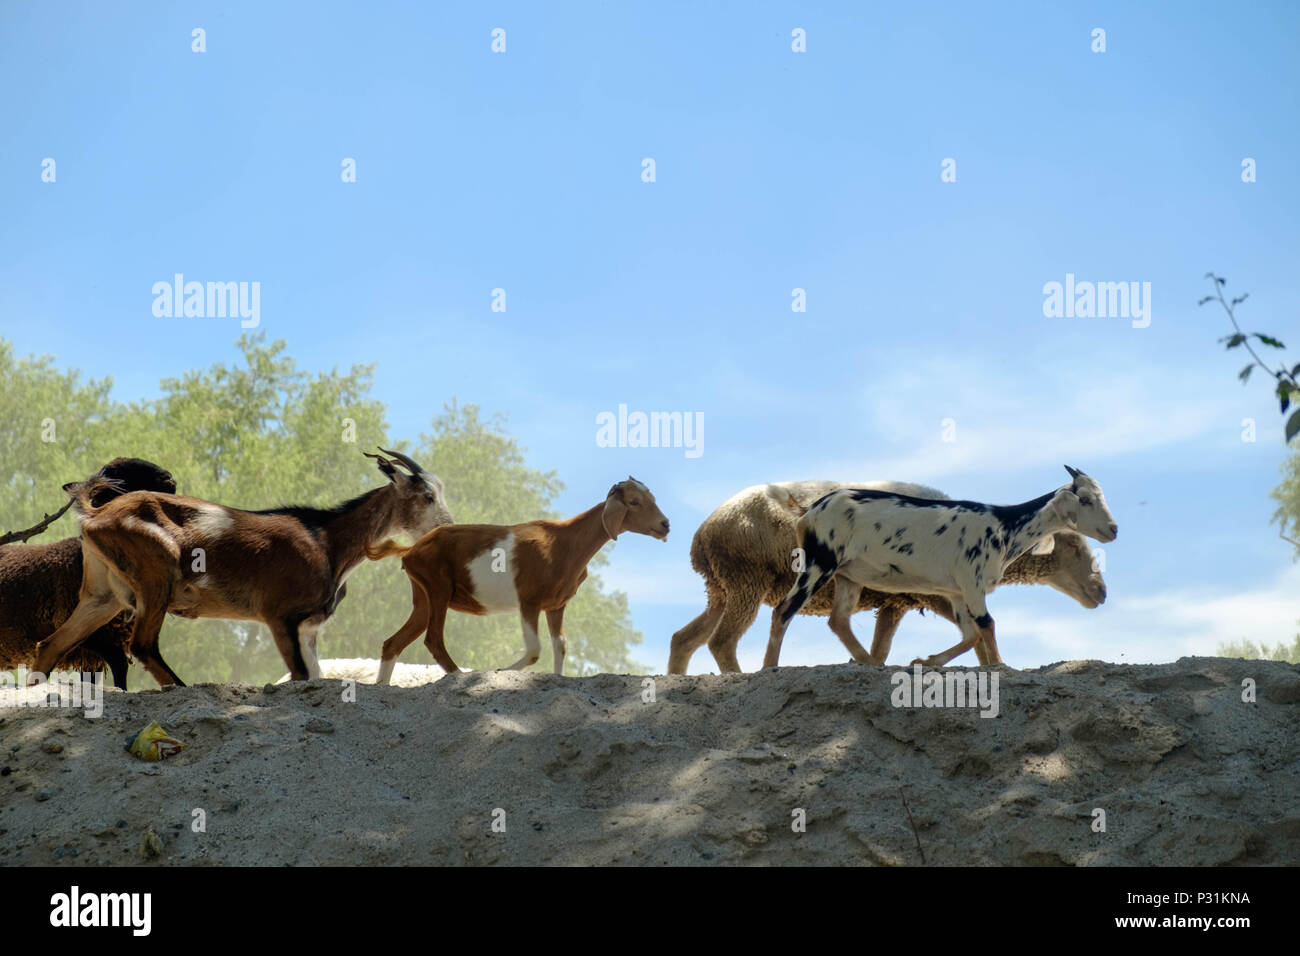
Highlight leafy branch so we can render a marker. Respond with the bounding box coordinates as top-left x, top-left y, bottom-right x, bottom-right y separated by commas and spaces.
1201, 273, 1300, 442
